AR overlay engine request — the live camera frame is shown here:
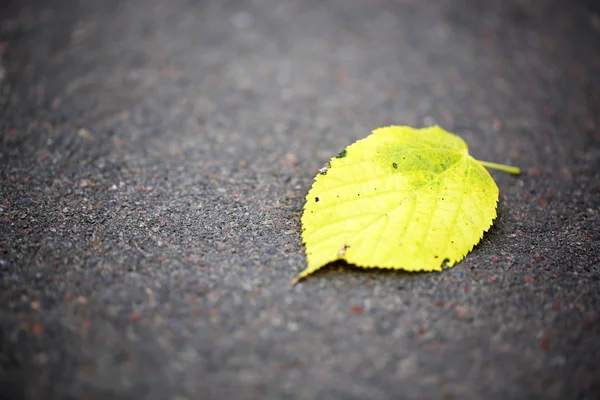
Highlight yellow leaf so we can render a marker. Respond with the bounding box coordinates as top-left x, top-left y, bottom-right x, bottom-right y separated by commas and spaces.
294, 125, 519, 284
